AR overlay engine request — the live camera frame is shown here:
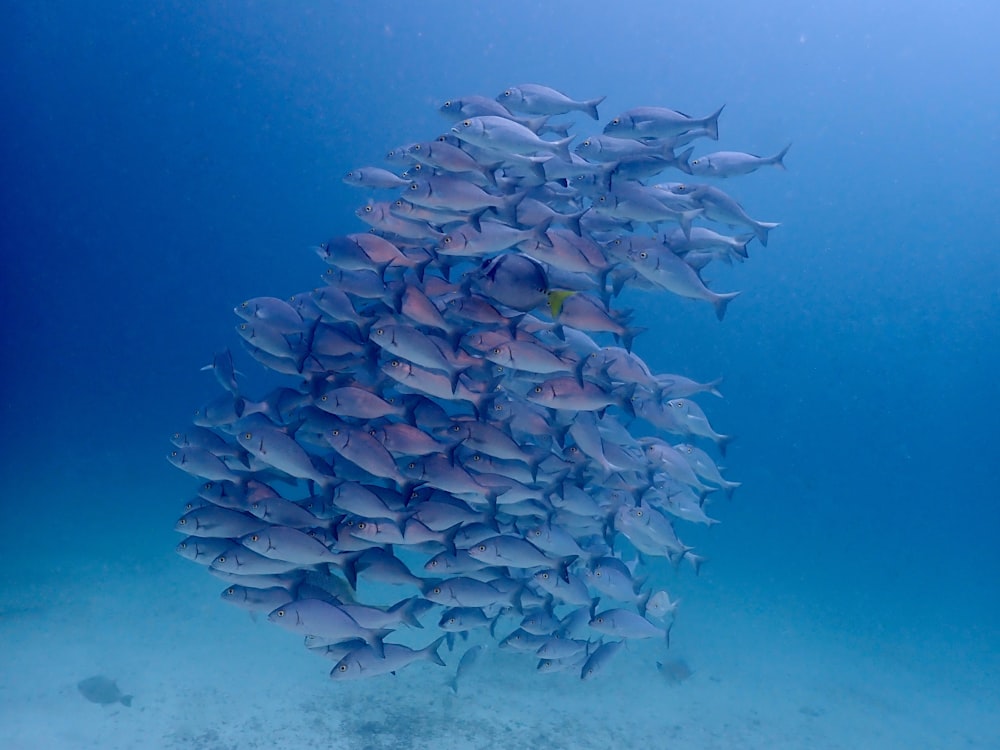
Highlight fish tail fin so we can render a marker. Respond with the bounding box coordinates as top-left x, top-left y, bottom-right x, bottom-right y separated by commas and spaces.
723, 480, 742, 499
713, 291, 740, 321
391, 596, 425, 629
425, 635, 448, 667
619, 326, 646, 353
524, 115, 549, 134
707, 376, 725, 398
679, 209, 701, 240
553, 136, 574, 162
483, 161, 505, 187
687, 552, 707, 576
564, 208, 586, 237
717, 433, 735, 457
673, 146, 694, 175
754, 221, 780, 247
771, 143, 791, 170
121, 695, 134, 708
368, 629, 392, 658
705, 104, 725, 140
532, 215, 555, 247
735, 234, 754, 258
583, 95, 606, 120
